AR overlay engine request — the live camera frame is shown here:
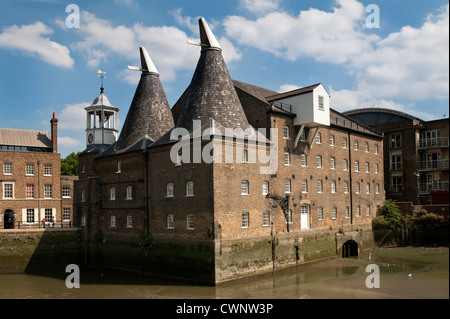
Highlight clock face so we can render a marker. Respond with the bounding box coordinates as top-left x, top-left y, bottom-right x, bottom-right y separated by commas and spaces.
88, 134, 94, 144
